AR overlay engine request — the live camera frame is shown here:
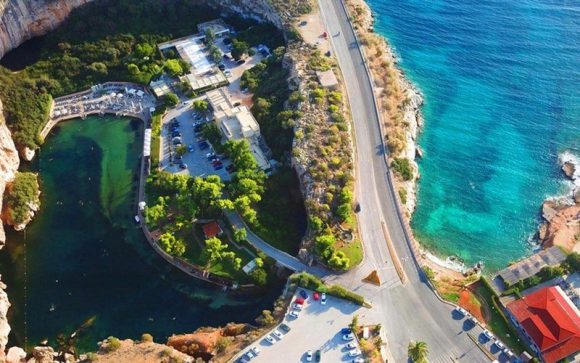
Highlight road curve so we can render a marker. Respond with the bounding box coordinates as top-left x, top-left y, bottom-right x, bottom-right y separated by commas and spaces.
317, 1, 491, 361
